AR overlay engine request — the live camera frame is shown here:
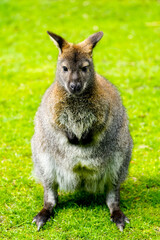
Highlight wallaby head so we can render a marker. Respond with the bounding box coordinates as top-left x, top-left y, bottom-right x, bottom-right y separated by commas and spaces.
47, 31, 103, 96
